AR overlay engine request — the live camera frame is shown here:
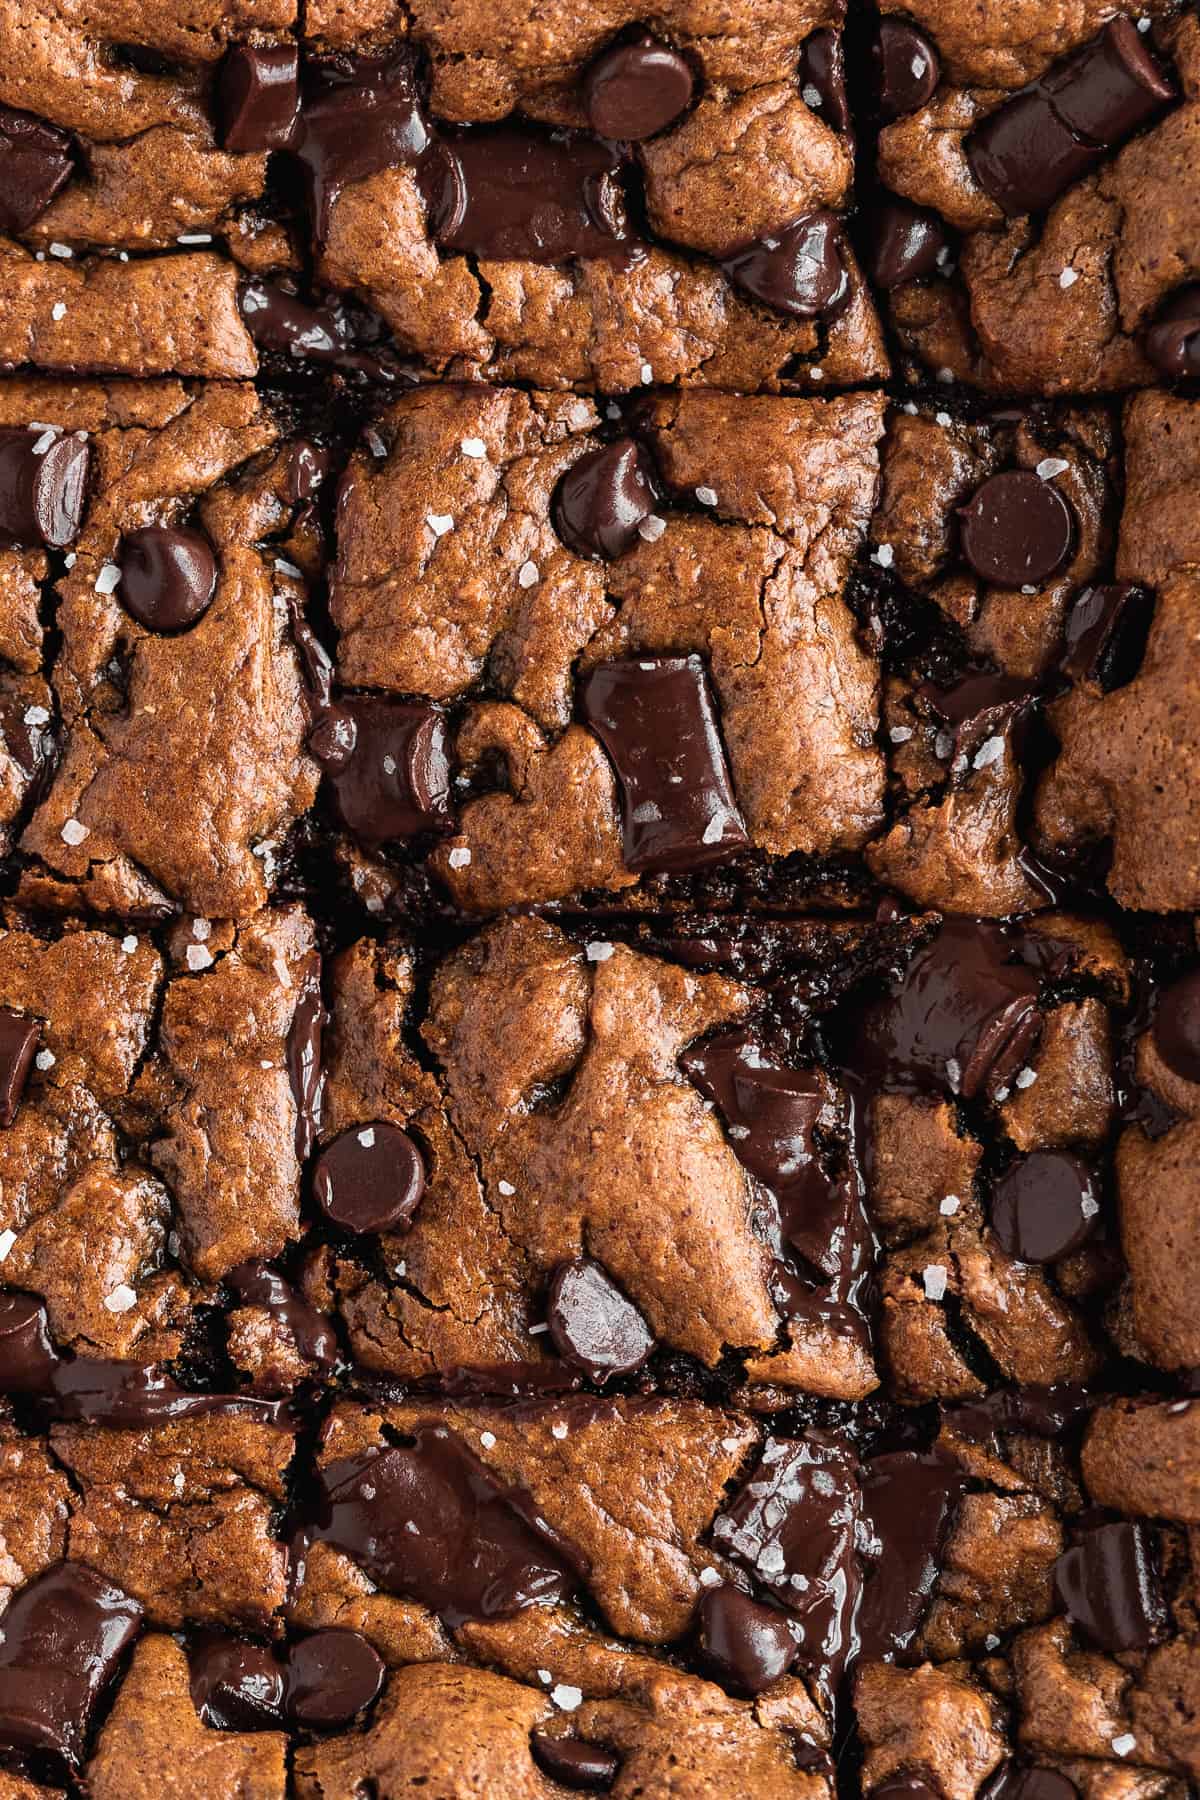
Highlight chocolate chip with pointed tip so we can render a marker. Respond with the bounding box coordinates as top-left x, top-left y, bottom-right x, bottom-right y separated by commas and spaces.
216, 44, 300, 152
313, 1121, 426, 1236
697, 1584, 799, 1694
1054, 1520, 1164, 1652
546, 1258, 654, 1382
0, 1008, 39, 1127
990, 1151, 1099, 1264
1154, 969, 1200, 1085
553, 438, 659, 560
722, 211, 849, 319
959, 470, 1075, 589
326, 698, 451, 843
583, 35, 693, 140
872, 19, 941, 121
285, 1630, 385, 1728
0, 428, 90, 549
0, 104, 74, 231
864, 199, 949, 289
531, 1731, 620, 1791
118, 526, 217, 631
